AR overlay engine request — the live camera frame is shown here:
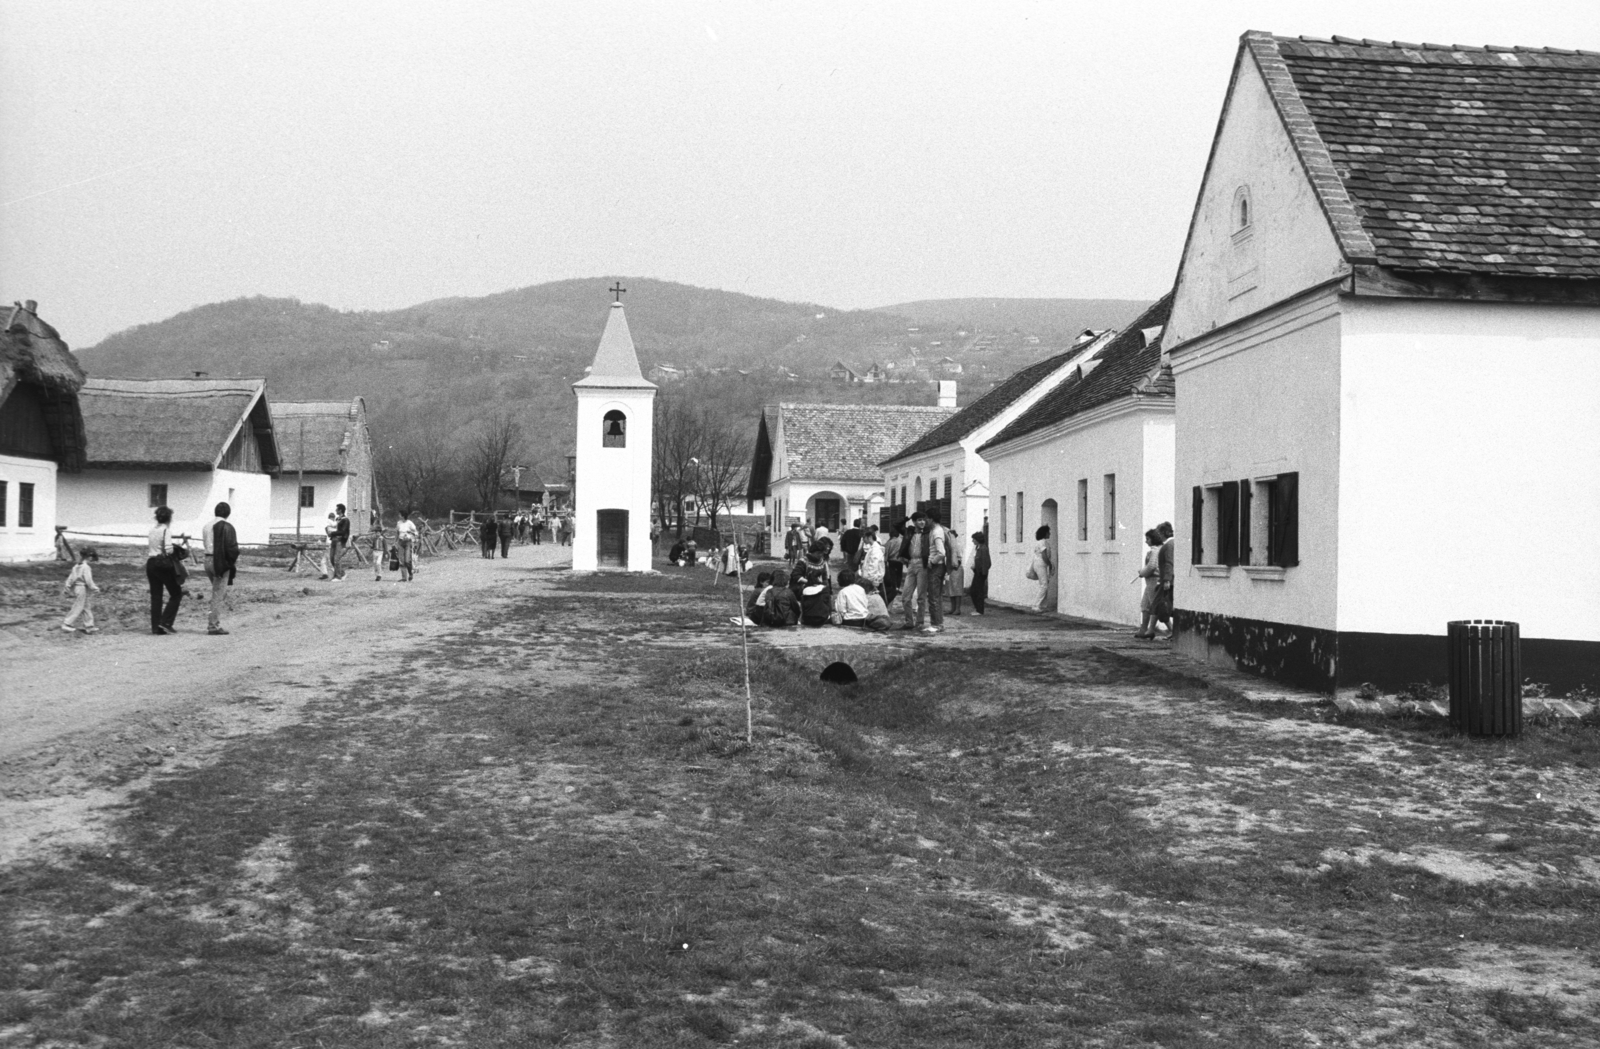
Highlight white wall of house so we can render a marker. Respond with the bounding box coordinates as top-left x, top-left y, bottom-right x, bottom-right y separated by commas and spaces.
1337, 298, 1600, 642
57, 469, 274, 547
0, 454, 58, 561
573, 389, 655, 572
984, 404, 1175, 624
1166, 53, 1347, 347
1170, 289, 1344, 632
270, 474, 351, 536
768, 479, 881, 534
